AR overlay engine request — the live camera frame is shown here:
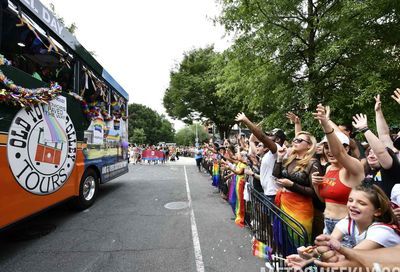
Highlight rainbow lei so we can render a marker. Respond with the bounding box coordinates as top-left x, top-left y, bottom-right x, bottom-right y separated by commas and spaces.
68, 92, 114, 121
0, 55, 62, 107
